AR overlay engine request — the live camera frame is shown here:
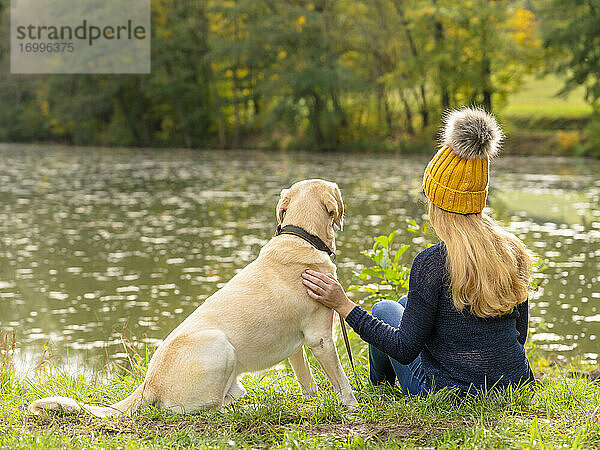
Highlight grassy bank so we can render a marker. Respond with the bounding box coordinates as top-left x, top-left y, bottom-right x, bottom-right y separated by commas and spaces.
500, 75, 597, 157
1, 337, 598, 449
503, 75, 593, 120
